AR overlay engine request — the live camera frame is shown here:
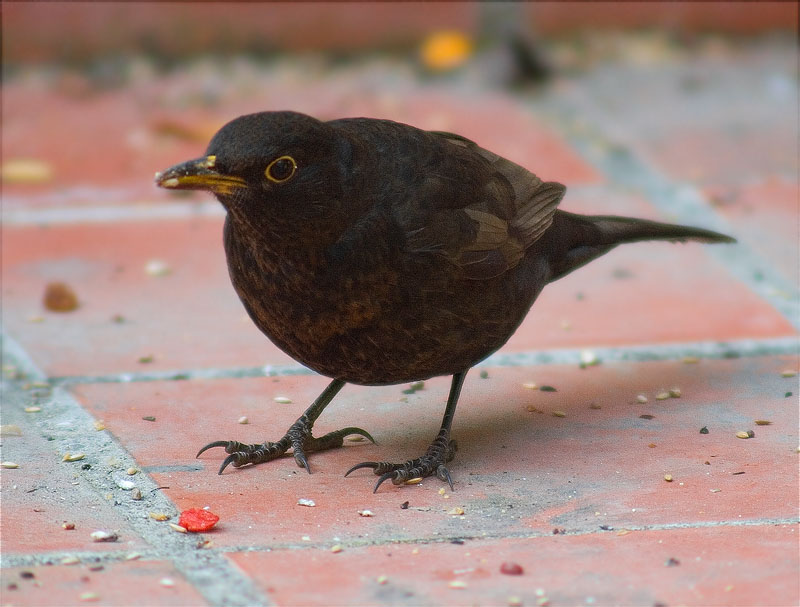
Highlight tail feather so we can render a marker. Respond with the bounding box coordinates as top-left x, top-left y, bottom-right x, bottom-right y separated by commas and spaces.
547, 211, 735, 282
